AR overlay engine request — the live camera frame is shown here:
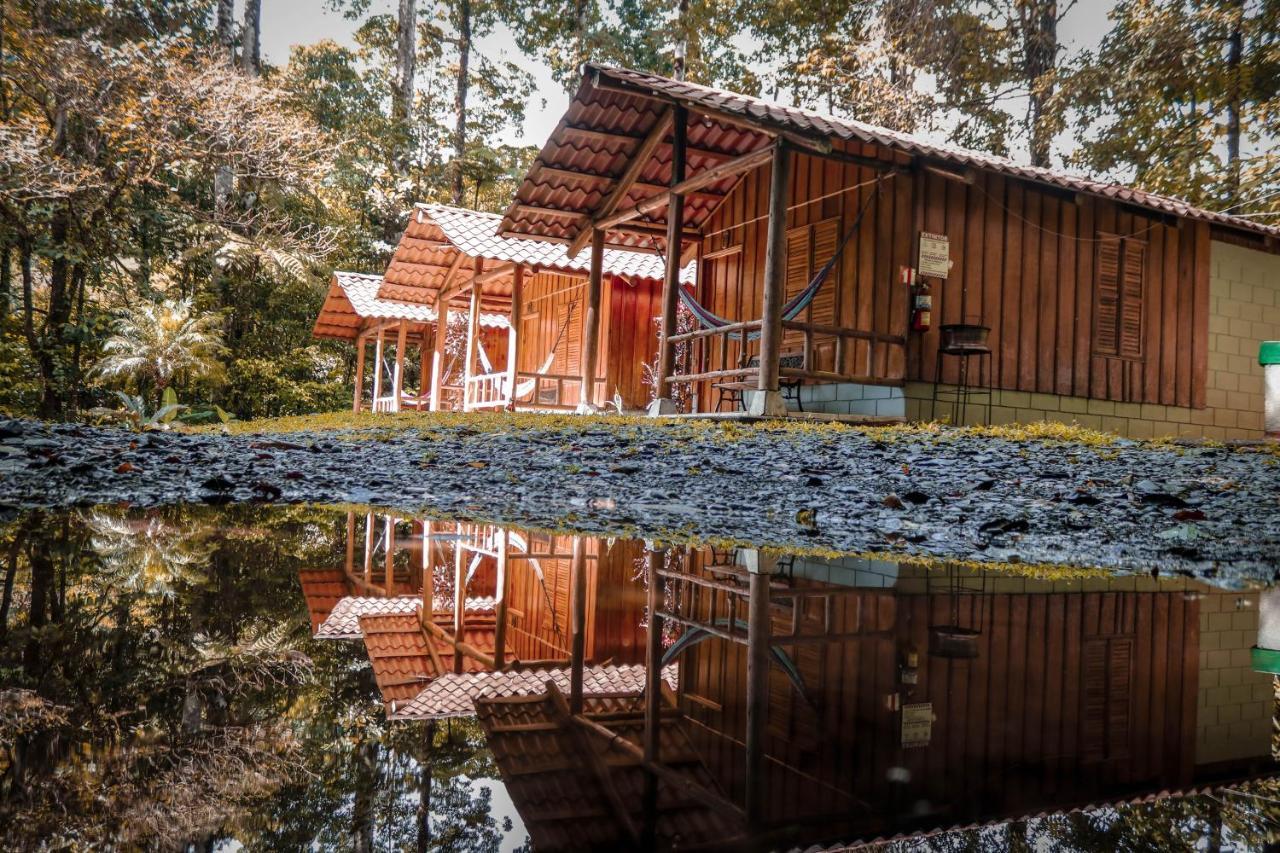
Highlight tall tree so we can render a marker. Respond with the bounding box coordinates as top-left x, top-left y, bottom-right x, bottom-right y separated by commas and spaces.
450, 0, 472, 205
393, 0, 417, 162
241, 0, 262, 75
